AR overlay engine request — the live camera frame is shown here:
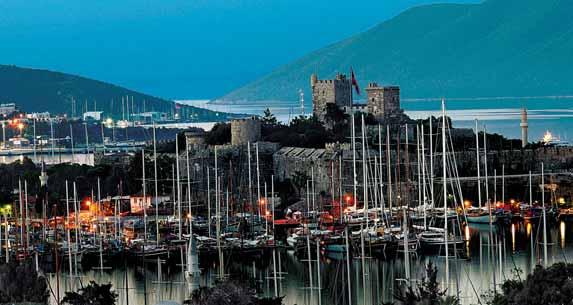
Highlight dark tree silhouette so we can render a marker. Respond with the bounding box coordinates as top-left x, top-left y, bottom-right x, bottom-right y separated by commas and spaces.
61, 281, 118, 305
0, 260, 49, 304
261, 108, 278, 126
389, 262, 460, 305
185, 281, 283, 305
486, 263, 573, 305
